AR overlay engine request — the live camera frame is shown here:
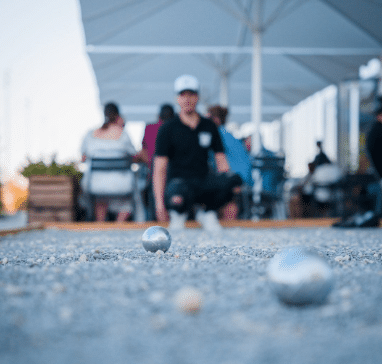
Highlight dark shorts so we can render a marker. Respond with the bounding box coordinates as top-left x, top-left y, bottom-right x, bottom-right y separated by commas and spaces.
165, 173, 242, 214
